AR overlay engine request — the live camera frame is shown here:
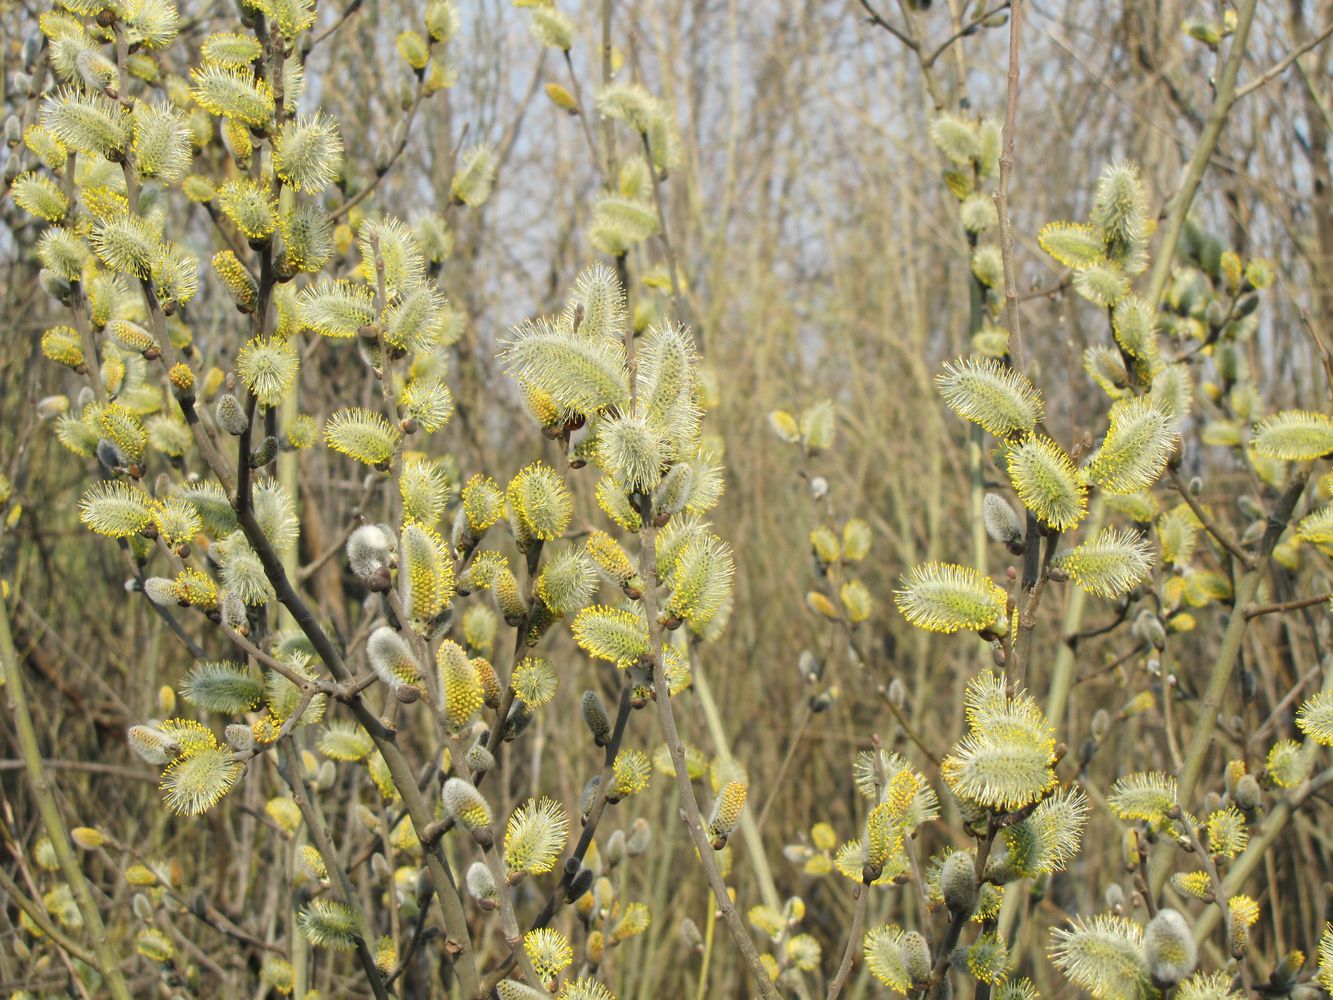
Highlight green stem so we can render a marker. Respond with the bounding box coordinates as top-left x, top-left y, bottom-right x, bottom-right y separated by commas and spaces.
1143, 0, 1259, 307
688, 658, 782, 911
642, 520, 781, 999
277, 740, 389, 1000
693, 903, 717, 1000
1149, 469, 1308, 898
